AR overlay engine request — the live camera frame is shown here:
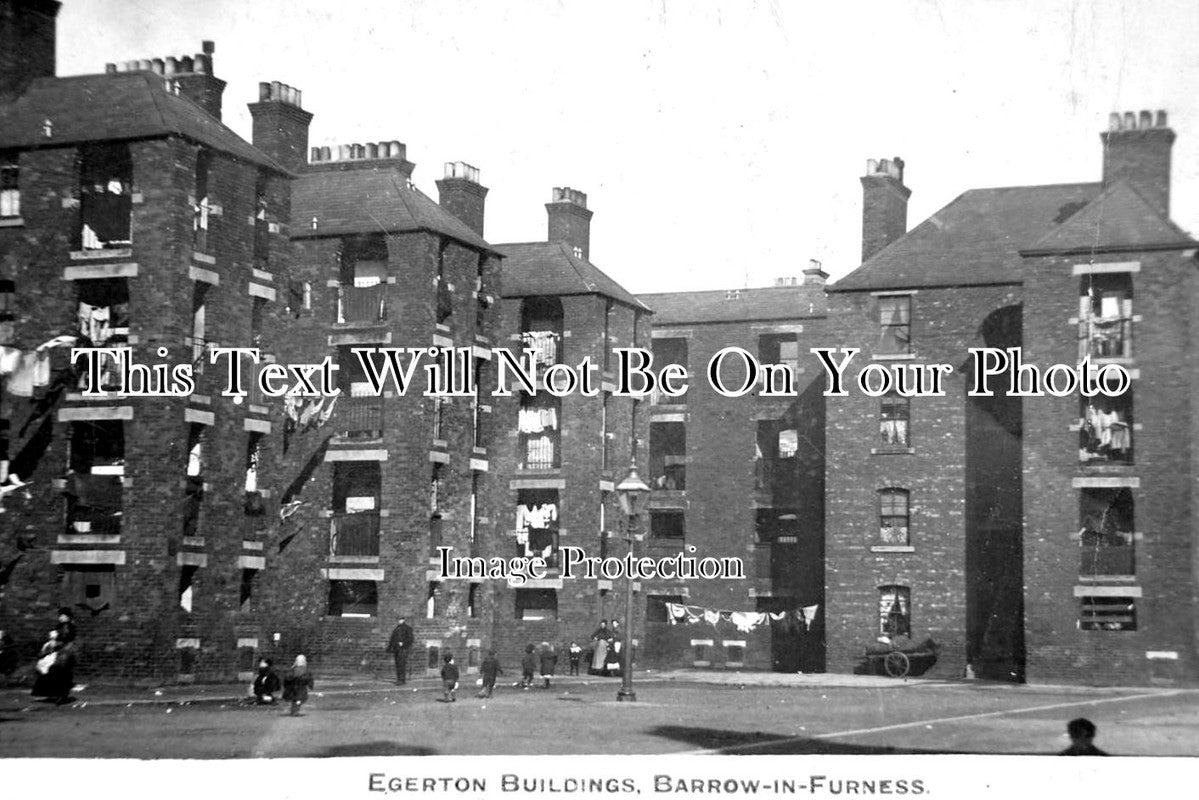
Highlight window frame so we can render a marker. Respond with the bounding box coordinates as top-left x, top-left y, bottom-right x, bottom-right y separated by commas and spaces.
877, 488, 911, 546
877, 294, 912, 355
878, 584, 911, 637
